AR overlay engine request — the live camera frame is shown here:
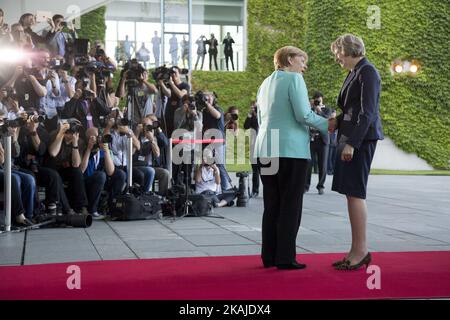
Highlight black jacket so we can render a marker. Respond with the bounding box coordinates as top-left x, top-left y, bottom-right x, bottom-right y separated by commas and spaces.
62, 97, 111, 130
336, 57, 384, 149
